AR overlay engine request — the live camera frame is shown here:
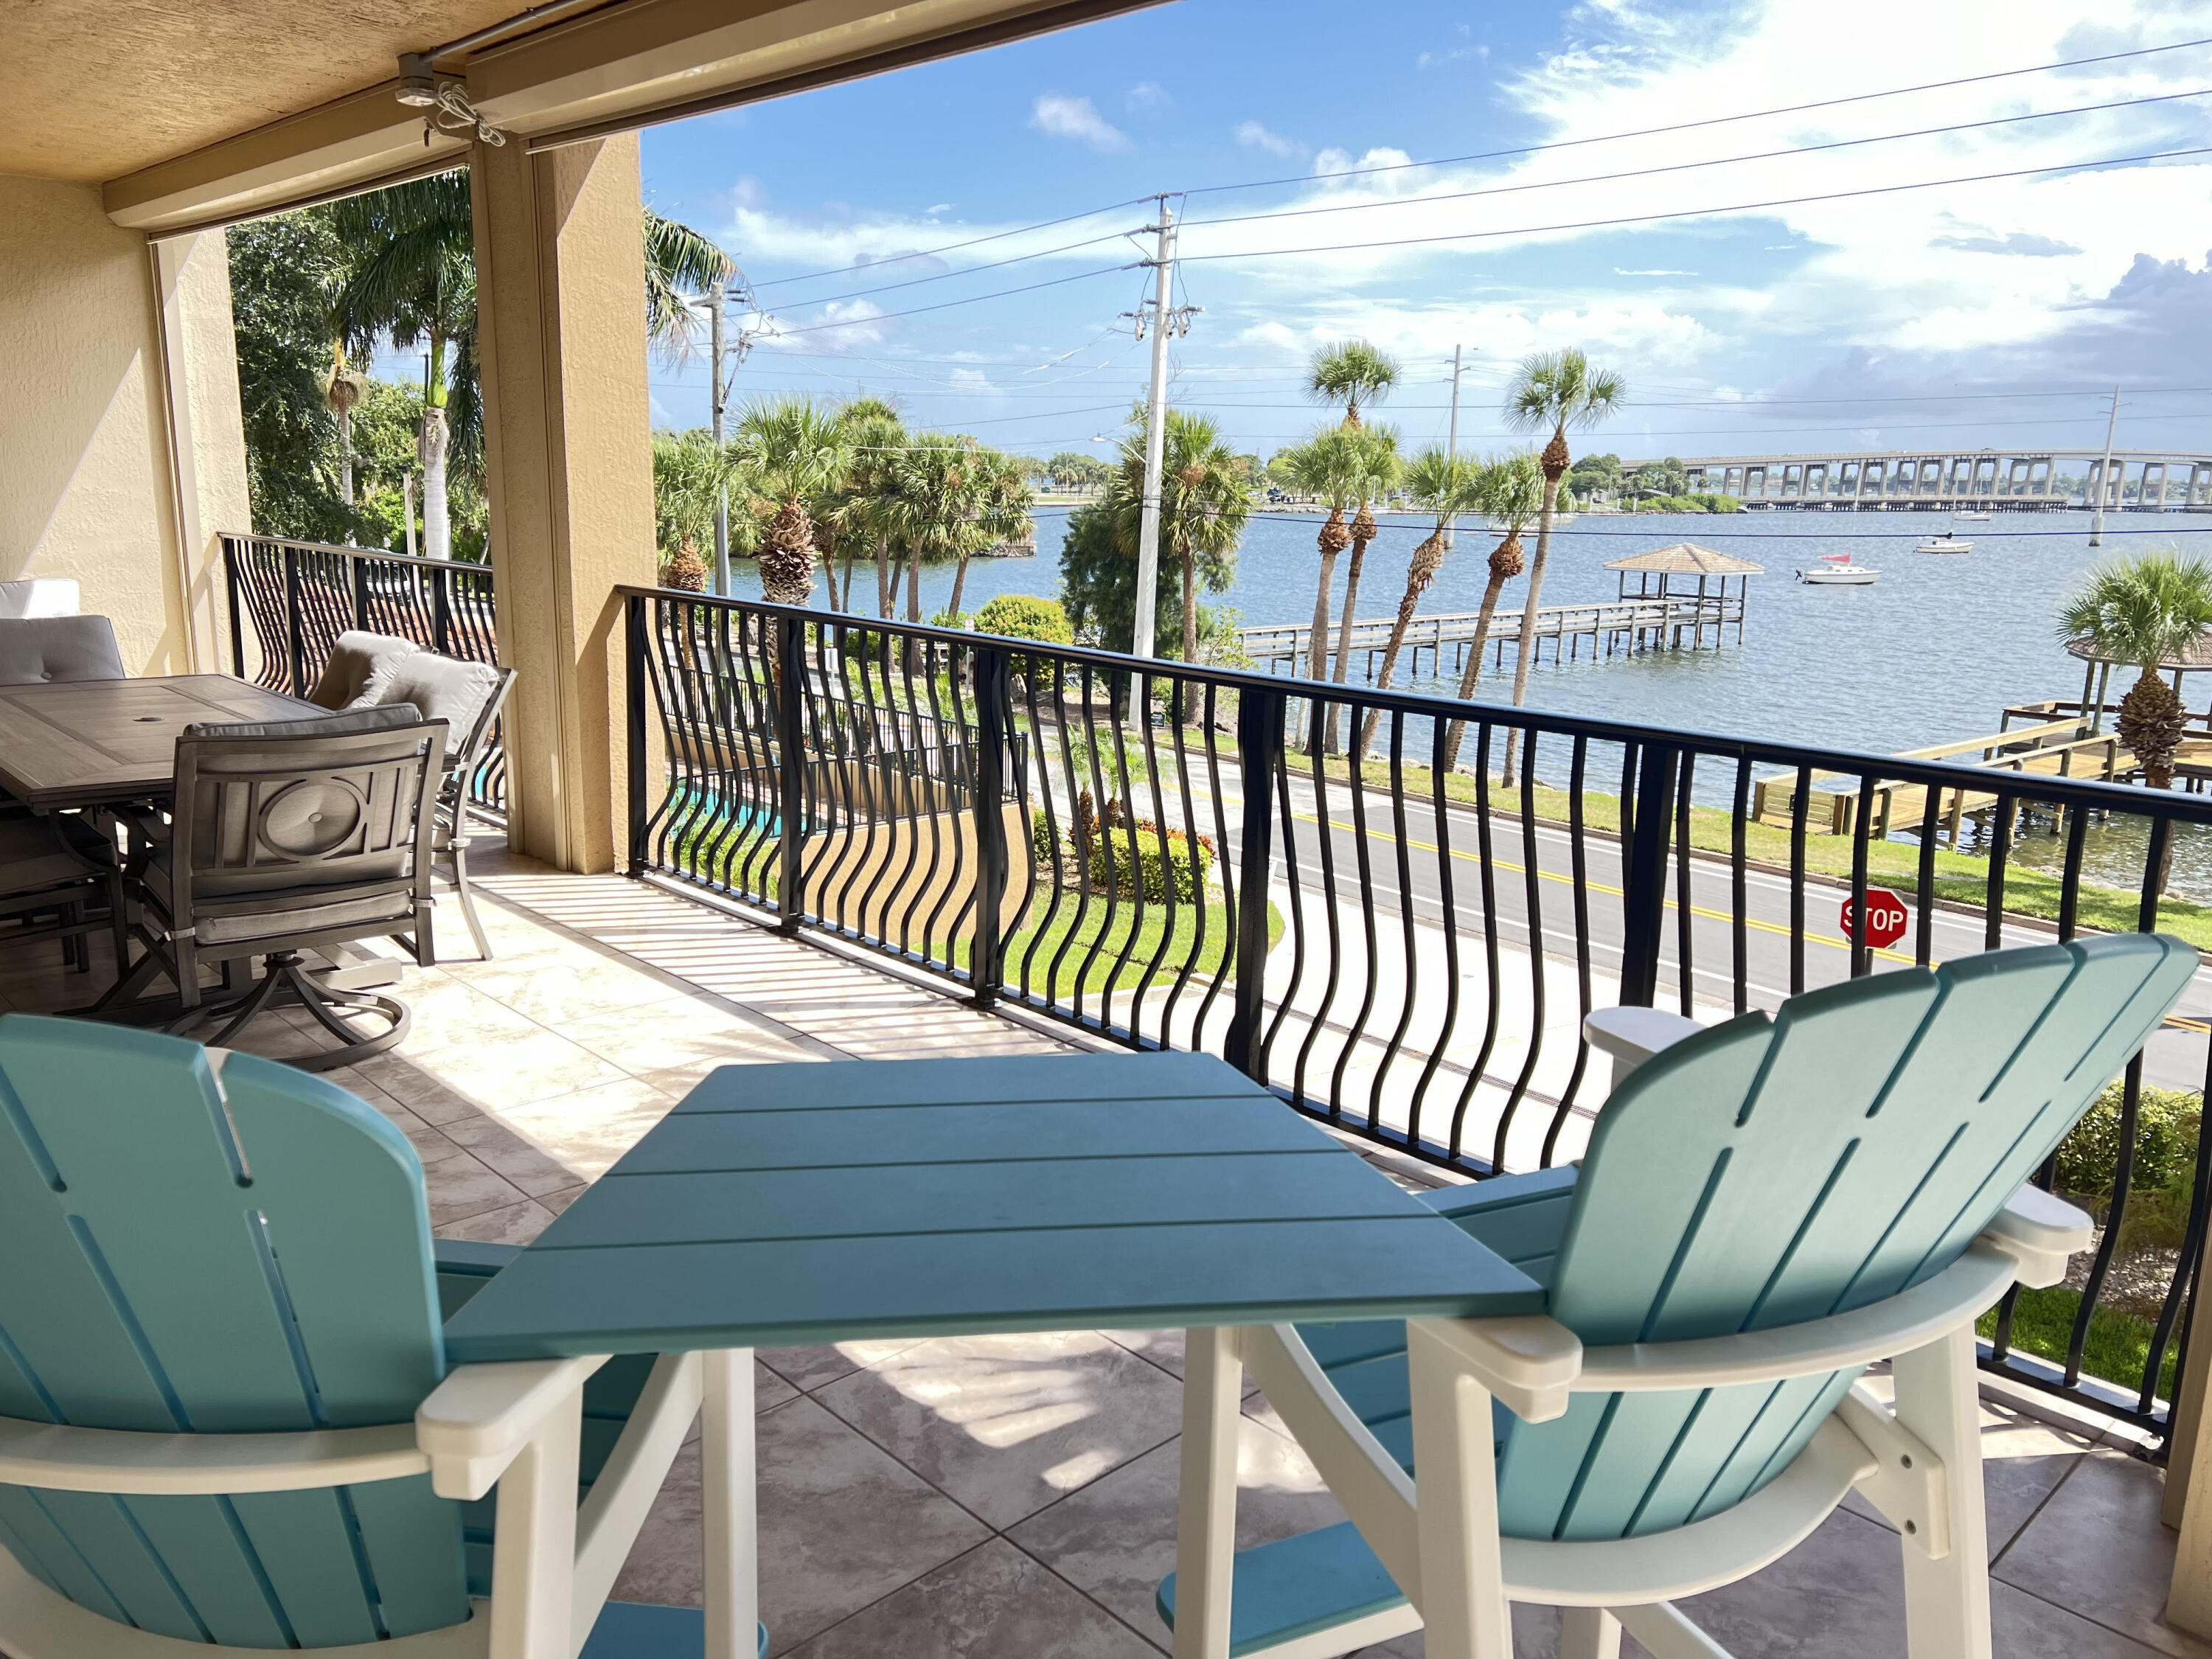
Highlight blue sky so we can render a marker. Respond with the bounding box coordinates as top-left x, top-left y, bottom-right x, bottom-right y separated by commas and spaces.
635, 0, 2212, 466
